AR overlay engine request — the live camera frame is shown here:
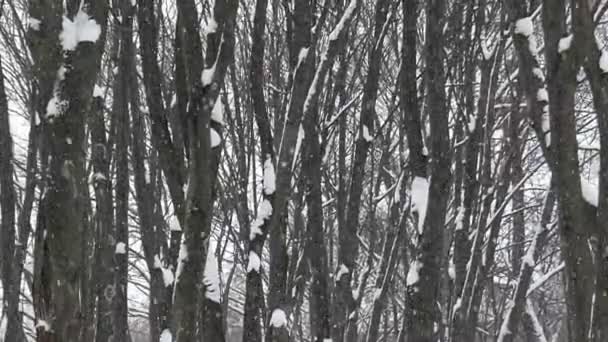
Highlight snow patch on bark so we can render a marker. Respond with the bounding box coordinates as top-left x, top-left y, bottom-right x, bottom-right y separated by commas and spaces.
204, 250, 221, 303
448, 259, 456, 280
467, 115, 476, 132
204, 18, 218, 34
514, 17, 538, 54
258, 199, 272, 220
406, 260, 423, 286
60, 8, 101, 50
154, 255, 175, 287
210, 128, 221, 148
372, 287, 382, 301
269, 309, 288, 328
335, 264, 349, 281
211, 97, 224, 124
452, 297, 462, 315
558, 35, 573, 53
298, 48, 309, 66
202, 63, 217, 86
362, 125, 373, 142
411, 176, 429, 234
247, 251, 261, 273
536, 88, 548, 102
249, 199, 273, 240
263, 158, 276, 195
115, 242, 126, 254
532, 68, 544, 82
93, 85, 104, 98
514, 17, 533, 37
46, 96, 67, 119
249, 220, 264, 241
28, 17, 41, 31
601, 51, 608, 73
35, 319, 52, 332
581, 178, 598, 206
160, 329, 172, 342
92, 172, 107, 182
